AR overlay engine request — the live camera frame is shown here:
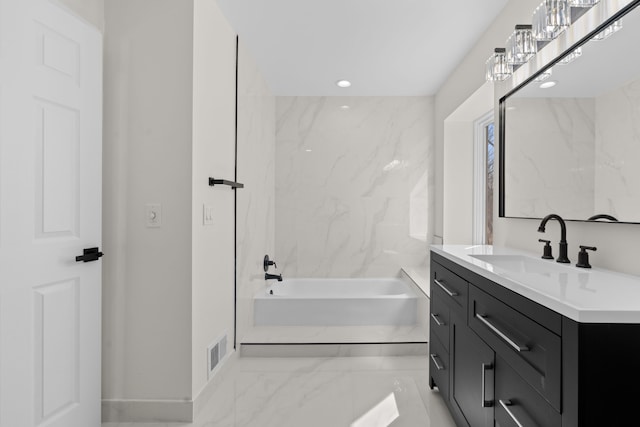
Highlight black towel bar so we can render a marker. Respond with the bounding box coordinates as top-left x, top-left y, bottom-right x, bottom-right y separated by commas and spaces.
208, 178, 244, 189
